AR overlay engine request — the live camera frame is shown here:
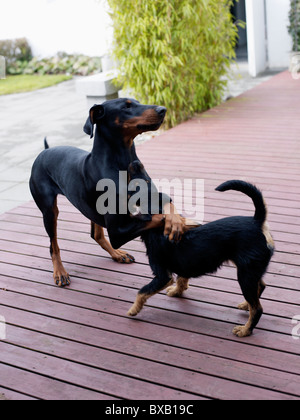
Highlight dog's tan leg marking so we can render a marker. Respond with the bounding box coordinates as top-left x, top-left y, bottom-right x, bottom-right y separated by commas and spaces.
127, 293, 149, 317
51, 198, 70, 287
52, 253, 70, 287
128, 279, 174, 317
238, 301, 249, 311
166, 276, 189, 297
233, 302, 263, 338
262, 221, 275, 249
91, 222, 135, 264
237, 278, 265, 312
